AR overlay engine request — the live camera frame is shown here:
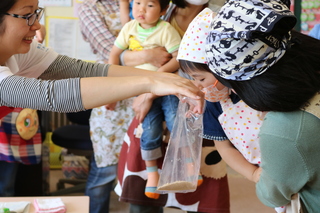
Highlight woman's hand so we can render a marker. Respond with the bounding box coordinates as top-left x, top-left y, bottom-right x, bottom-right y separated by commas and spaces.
123, 47, 172, 67
145, 47, 172, 68
181, 95, 205, 115
148, 73, 205, 114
